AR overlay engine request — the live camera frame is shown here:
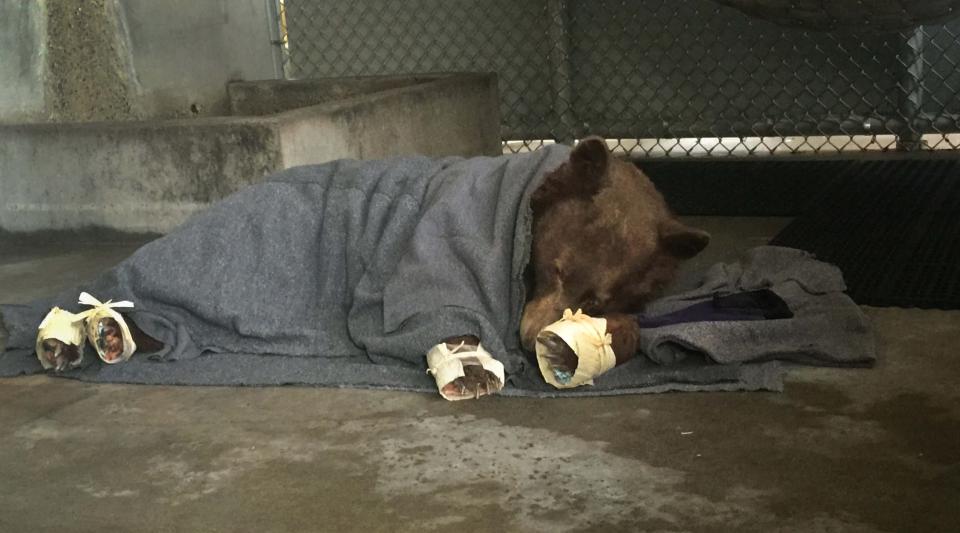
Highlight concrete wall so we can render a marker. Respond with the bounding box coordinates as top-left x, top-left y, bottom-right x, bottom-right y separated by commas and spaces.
277, 74, 501, 165
0, 75, 501, 233
119, 0, 278, 118
0, 120, 281, 233
0, 0, 278, 123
